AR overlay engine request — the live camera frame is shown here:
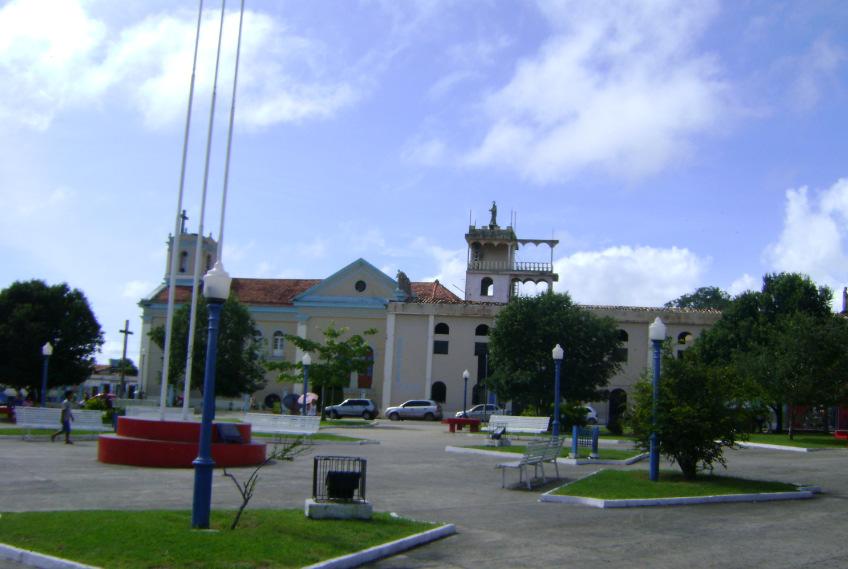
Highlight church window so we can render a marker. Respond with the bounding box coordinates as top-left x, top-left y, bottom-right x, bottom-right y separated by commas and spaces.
179, 251, 188, 273
272, 331, 284, 356
475, 324, 489, 336
678, 332, 693, 345
434, 322, 449, 335
433, 340, 449, 355
480, 277, 494, 297
615, 329, 629, 362
205, 254, 212, 271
